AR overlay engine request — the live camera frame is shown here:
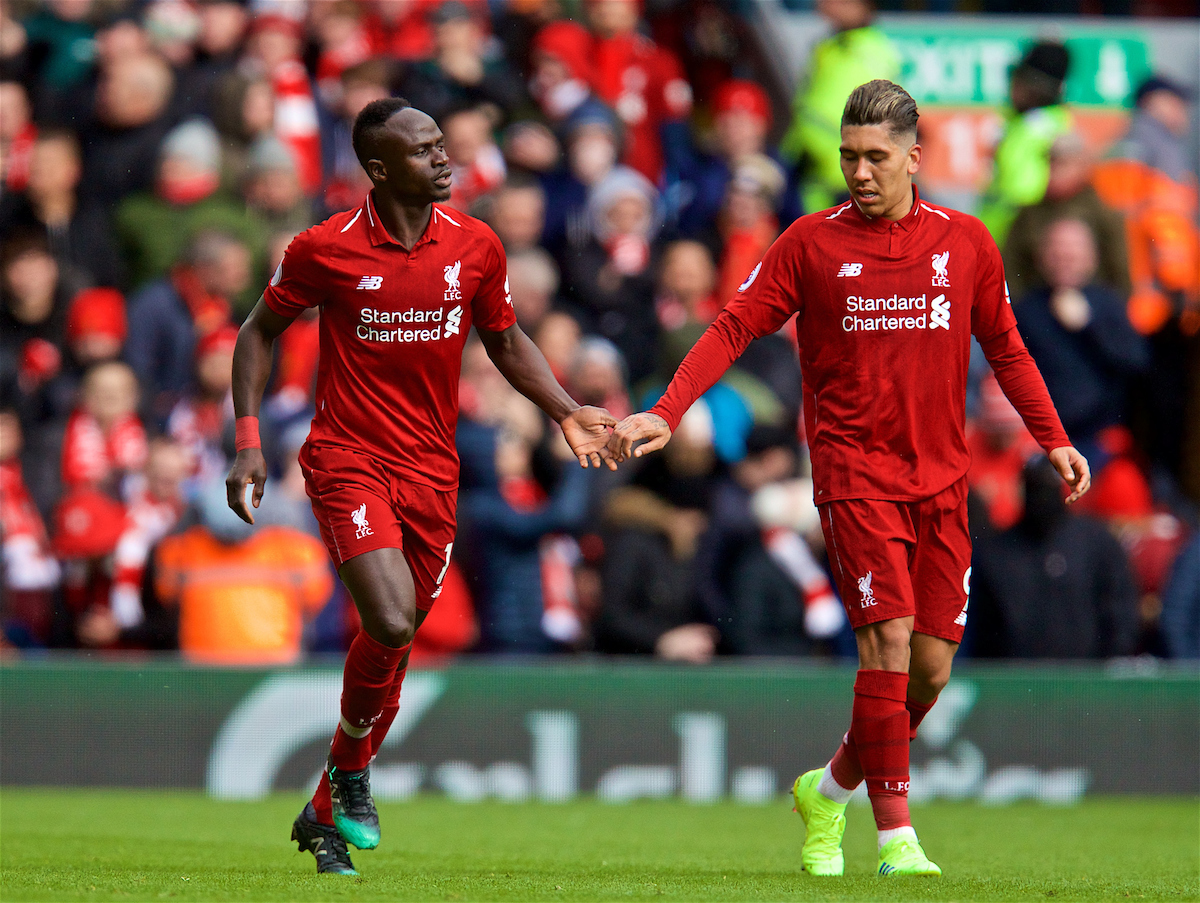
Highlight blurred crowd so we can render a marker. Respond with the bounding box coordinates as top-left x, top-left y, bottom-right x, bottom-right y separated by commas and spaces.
1, 0, 1197, 666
